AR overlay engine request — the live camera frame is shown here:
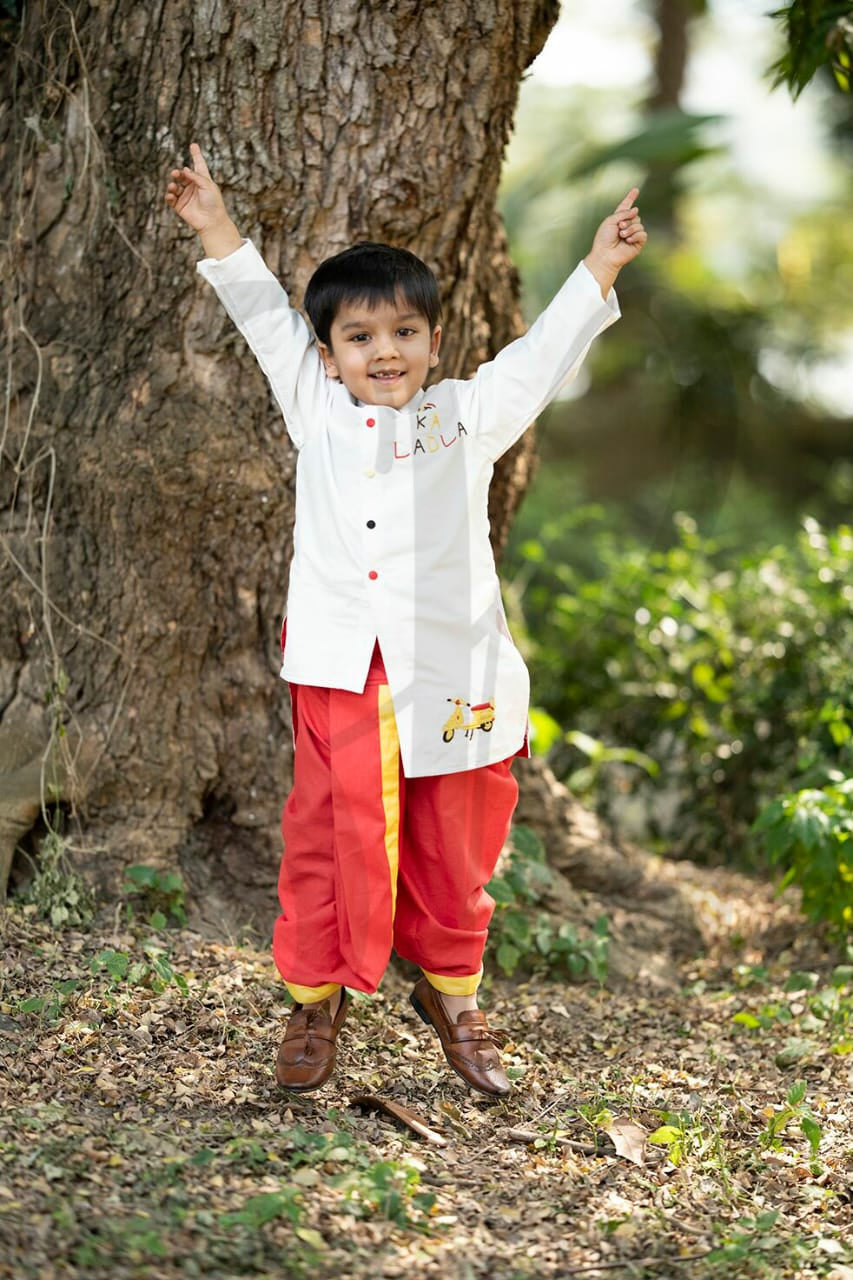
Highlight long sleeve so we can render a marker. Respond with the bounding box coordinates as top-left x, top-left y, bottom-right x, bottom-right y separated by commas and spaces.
459, 260, 620, 462
196, 240, 328, 450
